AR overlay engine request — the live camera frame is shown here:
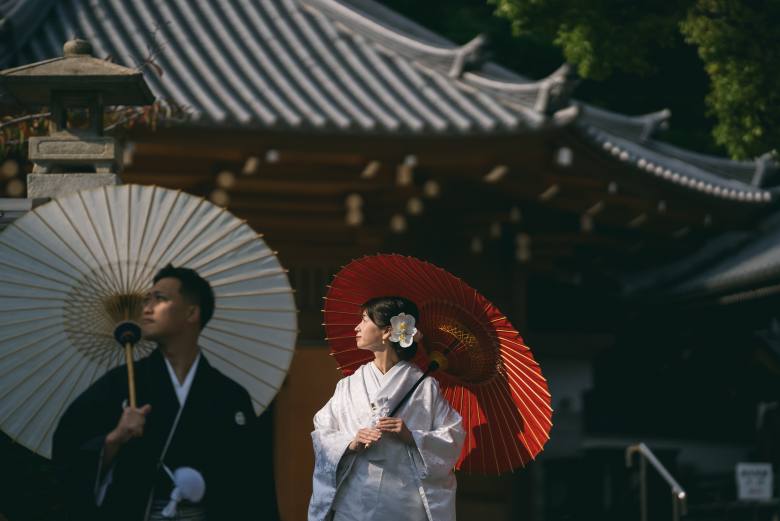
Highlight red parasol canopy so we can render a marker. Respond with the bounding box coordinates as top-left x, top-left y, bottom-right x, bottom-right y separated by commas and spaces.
323, 254, 552, 474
